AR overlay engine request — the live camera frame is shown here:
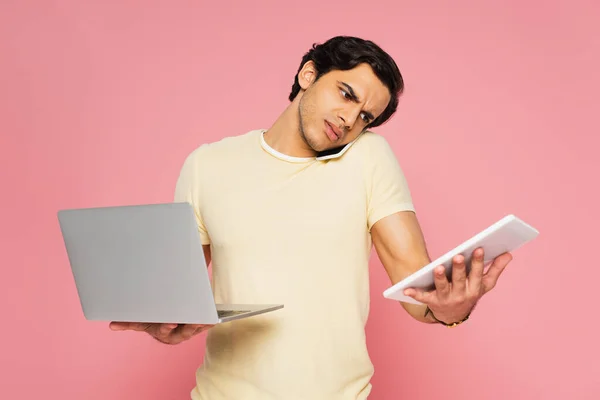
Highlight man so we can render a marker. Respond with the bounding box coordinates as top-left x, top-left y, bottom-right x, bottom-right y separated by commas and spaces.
110, 36, 513, 399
